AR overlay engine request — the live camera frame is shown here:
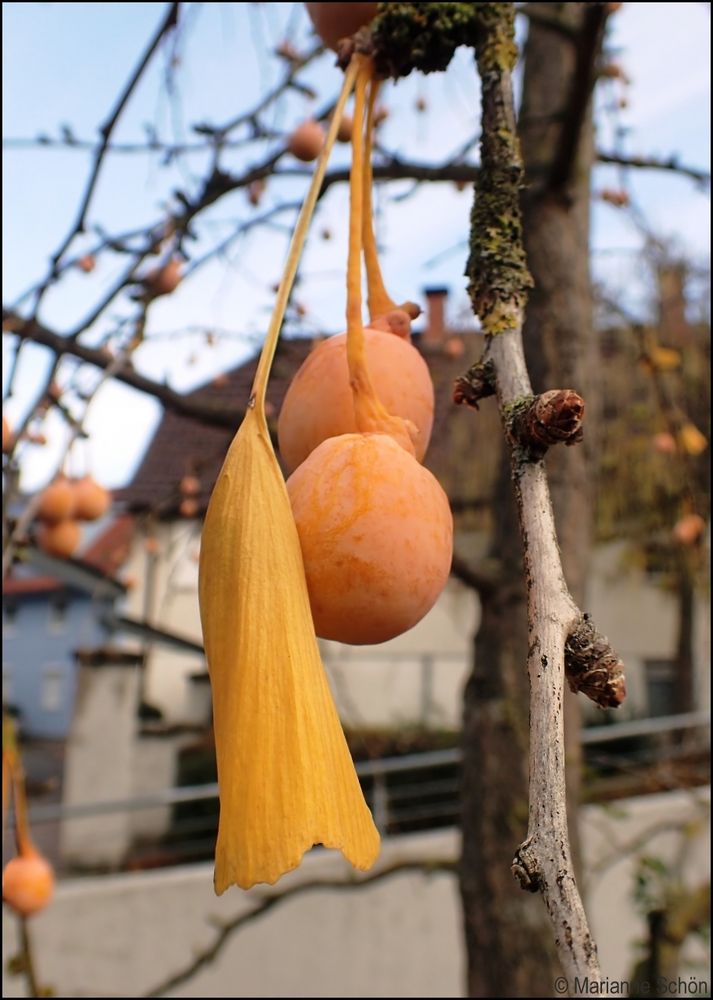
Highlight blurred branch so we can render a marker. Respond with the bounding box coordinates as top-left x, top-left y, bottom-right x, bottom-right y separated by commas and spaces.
596, 150, 710, 186
40, 3, 181, 294
143, 859, 455, 998
451, 550, 498, 595
3, 312, 243, 429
